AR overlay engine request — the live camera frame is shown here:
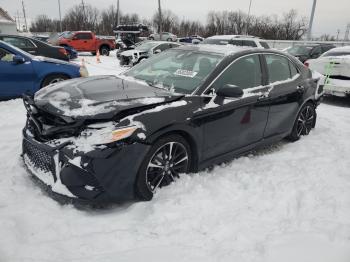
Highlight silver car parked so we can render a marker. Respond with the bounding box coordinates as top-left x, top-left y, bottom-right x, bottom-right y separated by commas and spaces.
149, 32, 177, 42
